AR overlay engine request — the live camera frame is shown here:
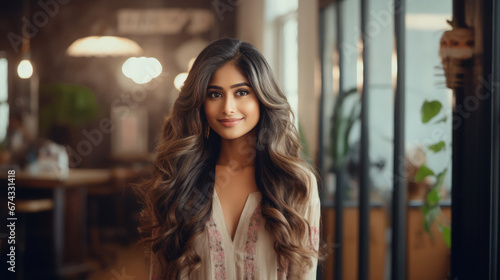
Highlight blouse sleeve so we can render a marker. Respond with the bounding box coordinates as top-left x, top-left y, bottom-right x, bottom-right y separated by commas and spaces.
303, 172, 321, 279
